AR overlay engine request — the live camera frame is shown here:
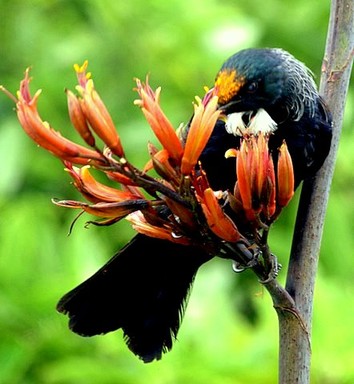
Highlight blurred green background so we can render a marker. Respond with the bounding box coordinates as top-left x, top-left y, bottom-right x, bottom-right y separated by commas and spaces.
0, 0, 353, 383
